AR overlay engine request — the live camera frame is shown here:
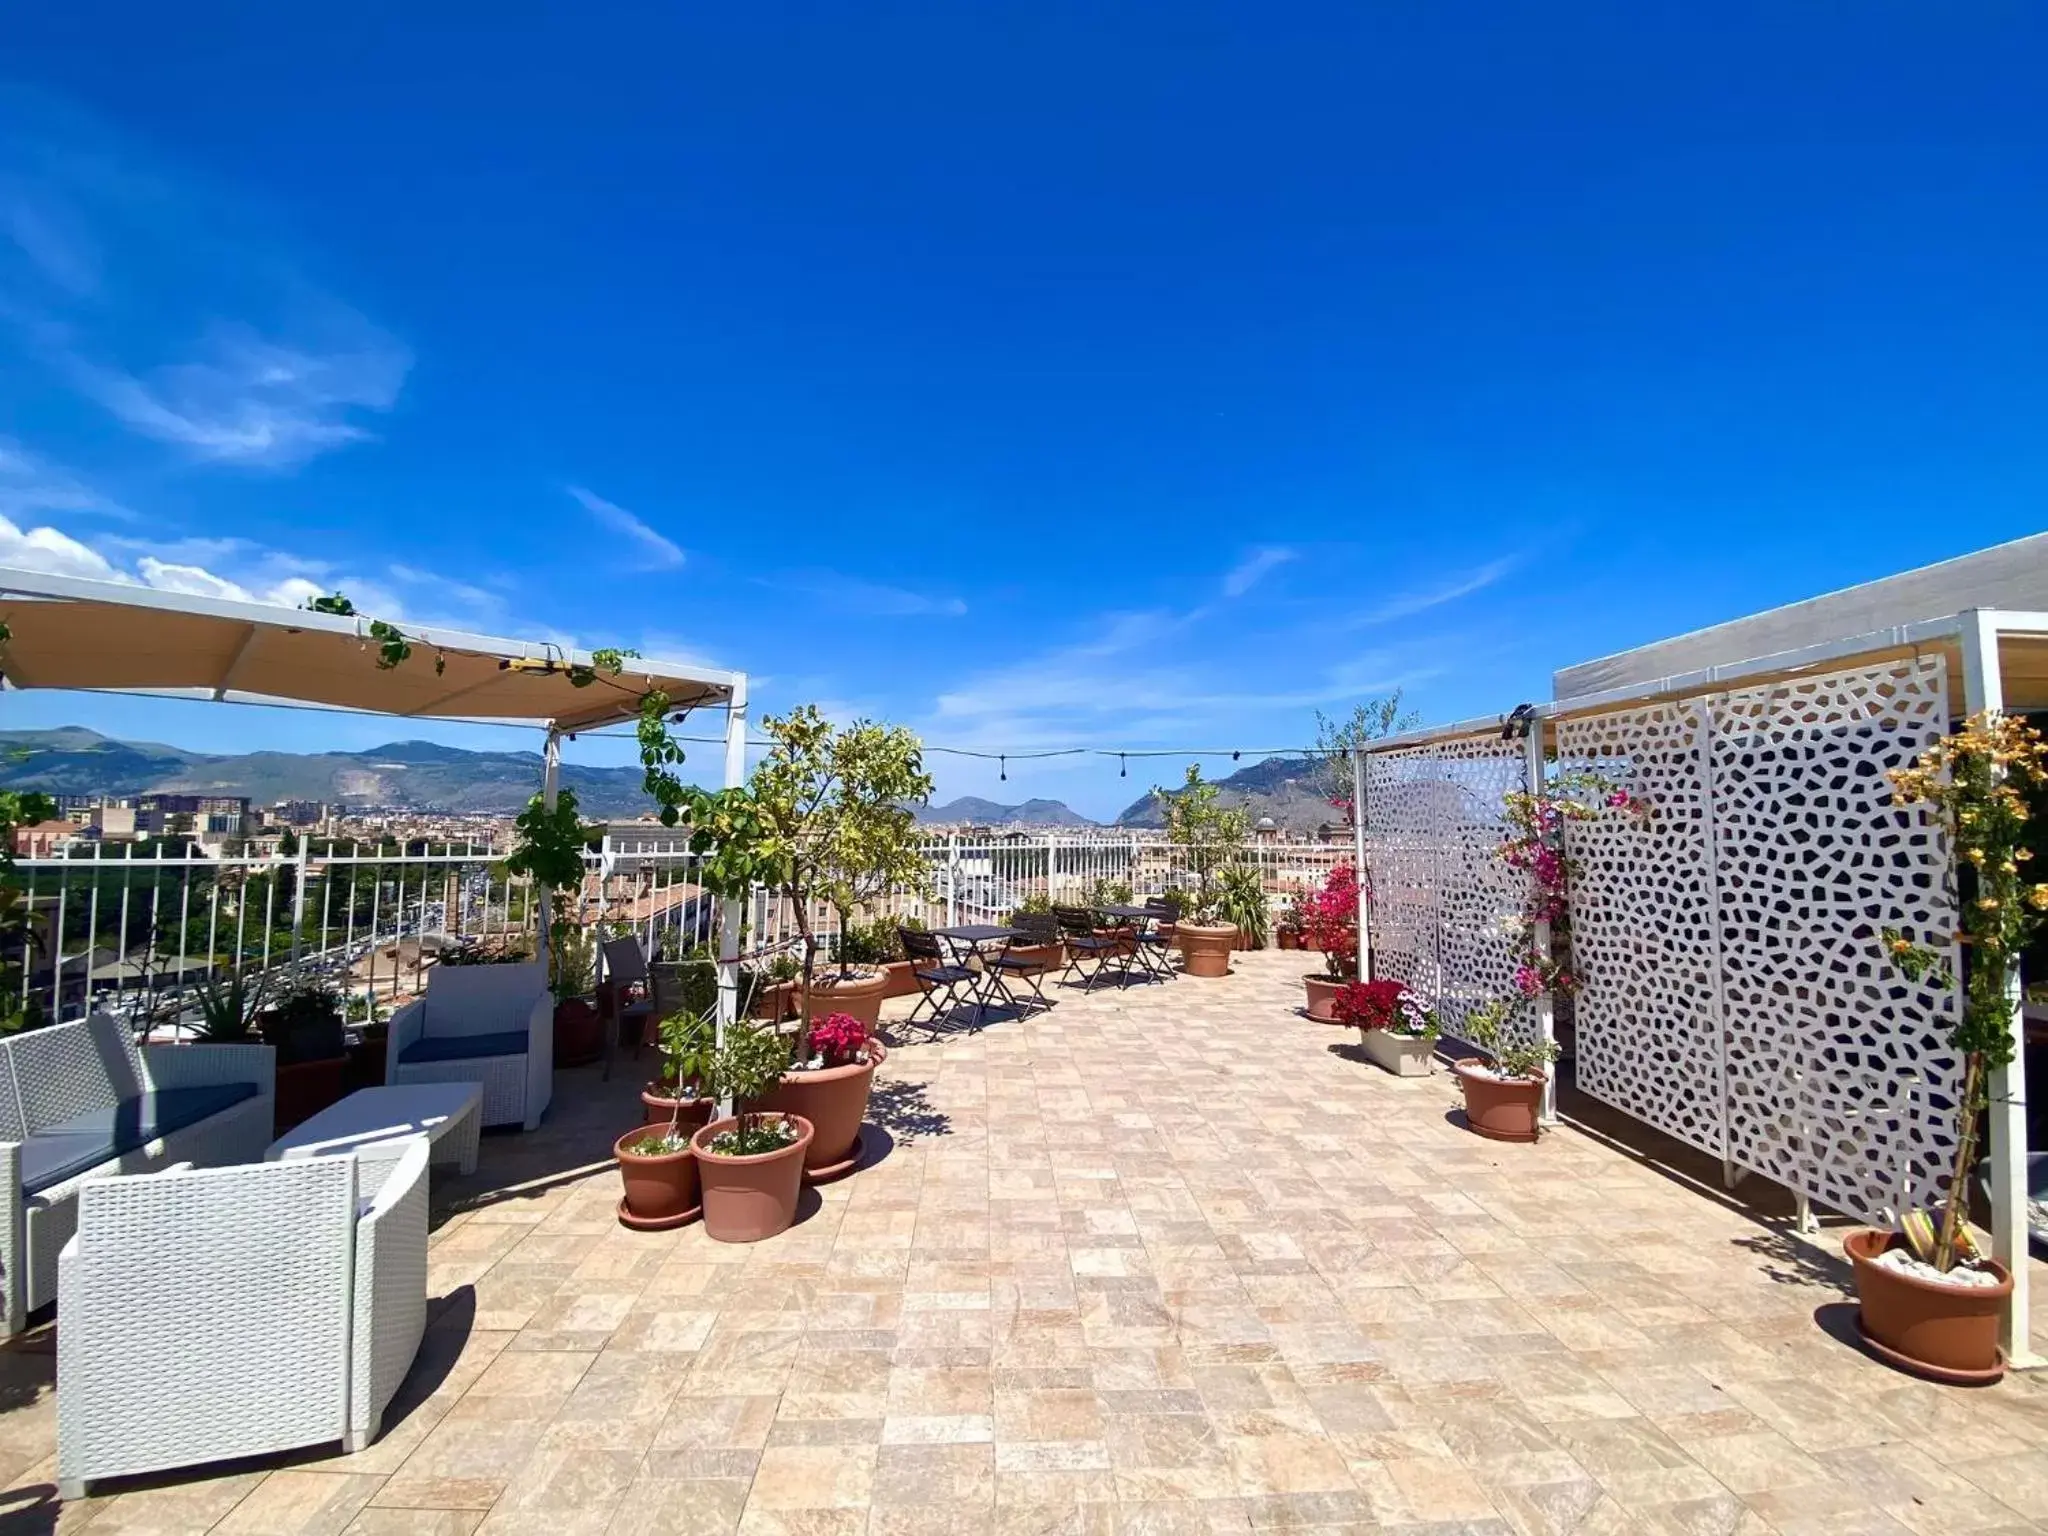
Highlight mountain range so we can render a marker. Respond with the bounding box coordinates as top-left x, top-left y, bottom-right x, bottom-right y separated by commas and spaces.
0, 727, 1345, 831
